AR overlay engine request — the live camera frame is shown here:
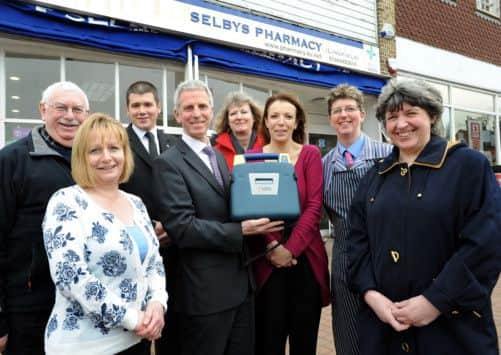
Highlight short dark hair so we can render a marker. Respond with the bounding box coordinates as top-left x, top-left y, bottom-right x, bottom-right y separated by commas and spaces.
376, 79, 444, 136
126, 81, 160, 105
260, 92, 306, 144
